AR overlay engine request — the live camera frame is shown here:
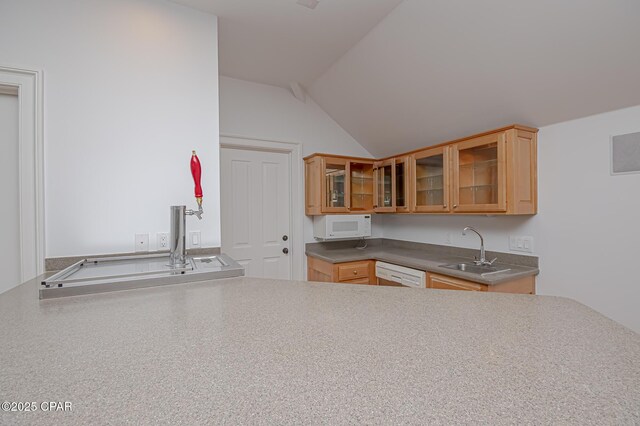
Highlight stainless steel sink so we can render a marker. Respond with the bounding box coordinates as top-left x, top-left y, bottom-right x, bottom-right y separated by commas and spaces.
439, 262, 511, 276
40, 253, 244, 299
